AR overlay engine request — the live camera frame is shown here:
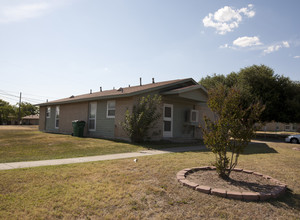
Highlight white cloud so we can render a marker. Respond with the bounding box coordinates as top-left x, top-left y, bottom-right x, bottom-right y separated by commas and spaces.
219, 43, 236, 50
239, 4, 255, 18
263, 41, 290, 54
282, 41, 290, 48
203, 4, 255, 35
293, 56, 300, 59
219, 44, 229, 49
0, 3, 50, 23
220, 38, 292, 56
0, 1, 69, 23
233, 36, 262, 47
